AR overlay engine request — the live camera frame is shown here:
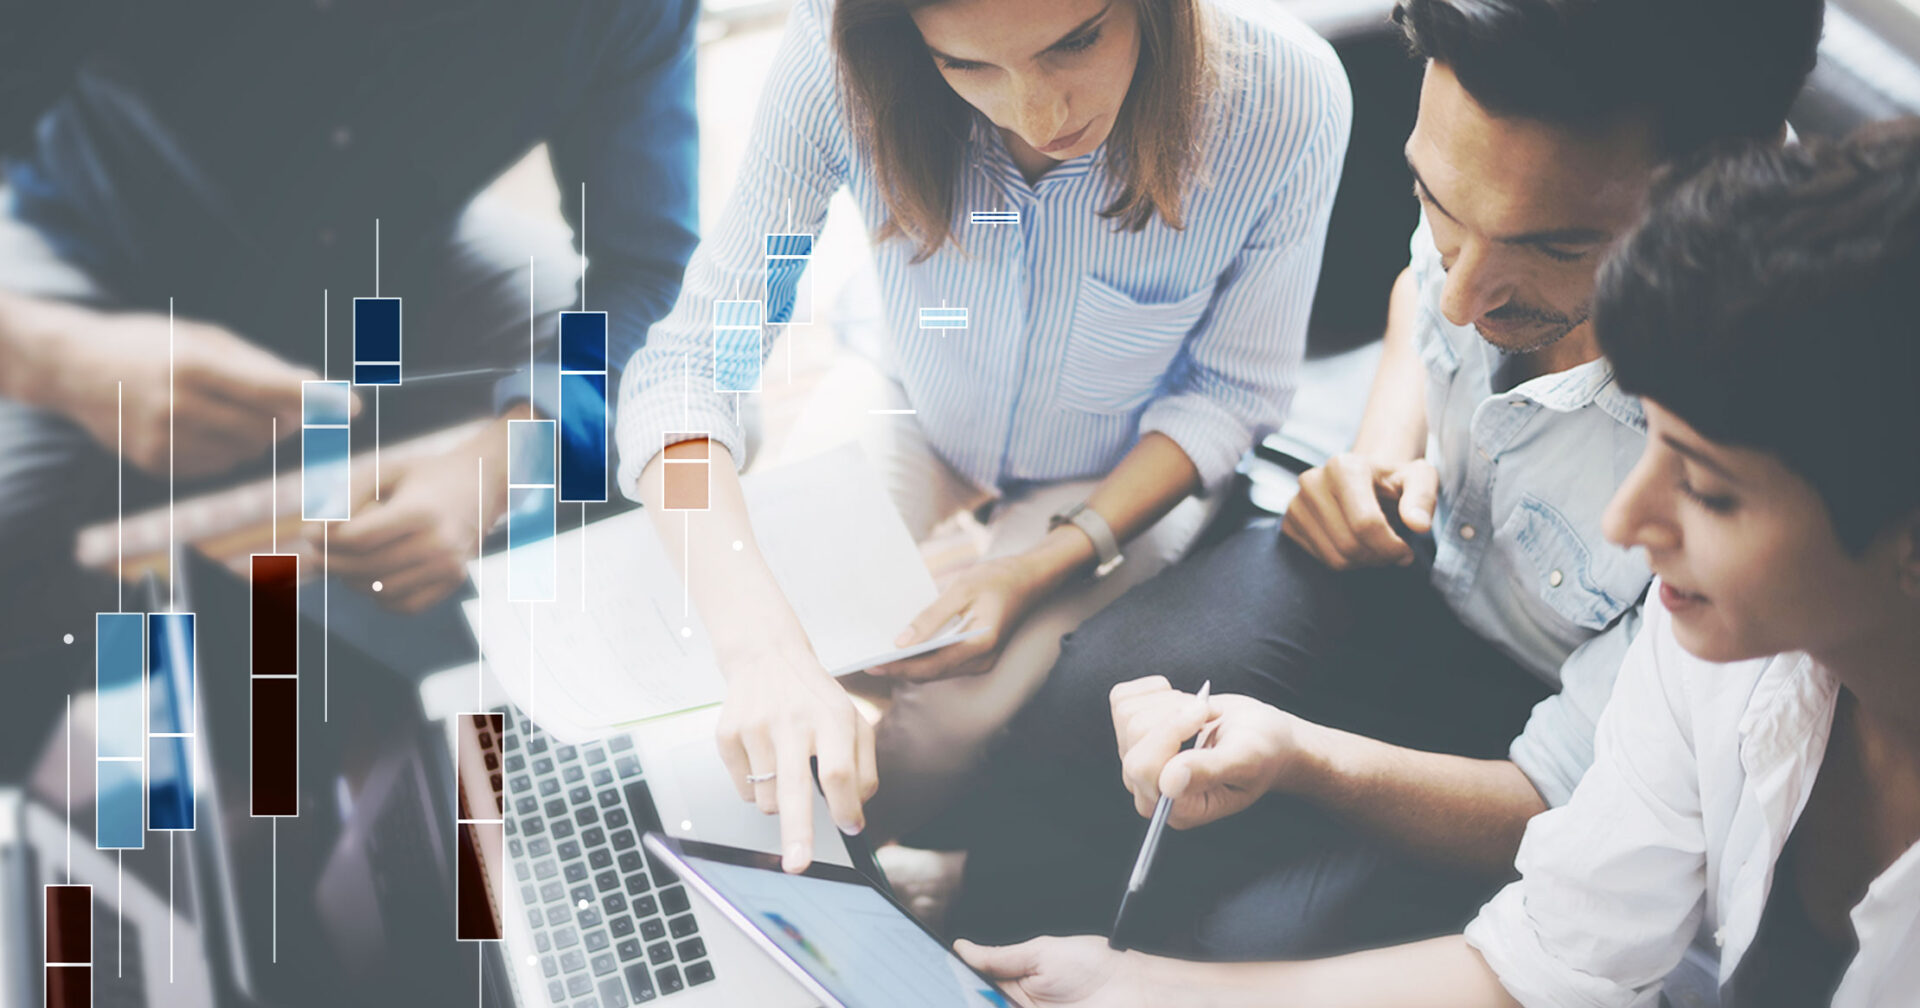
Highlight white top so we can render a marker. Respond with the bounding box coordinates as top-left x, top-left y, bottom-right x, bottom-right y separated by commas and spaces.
1466, 587, 1920, 1007
616, 0, 1351, 499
